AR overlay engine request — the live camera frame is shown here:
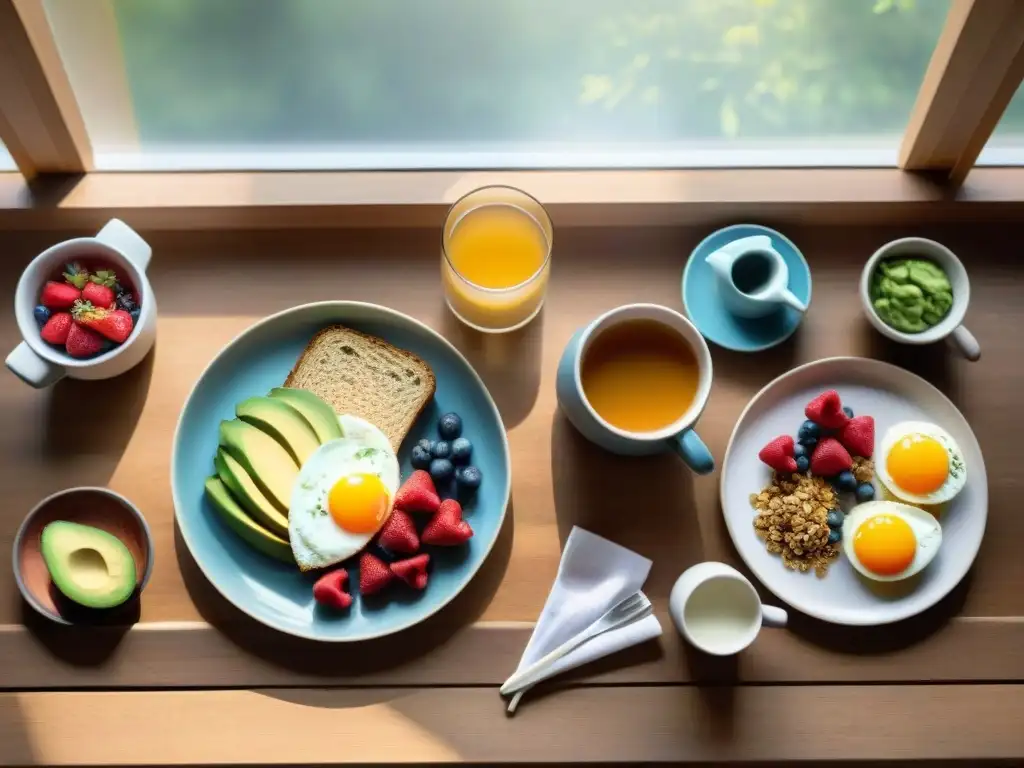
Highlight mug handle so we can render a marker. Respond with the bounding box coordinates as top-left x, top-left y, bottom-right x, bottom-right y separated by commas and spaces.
6, 342, 65, 388
948, 325, 980, 362
96, 219, 152, 272
668, 429, 714, 475
762, 605, 788, 628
